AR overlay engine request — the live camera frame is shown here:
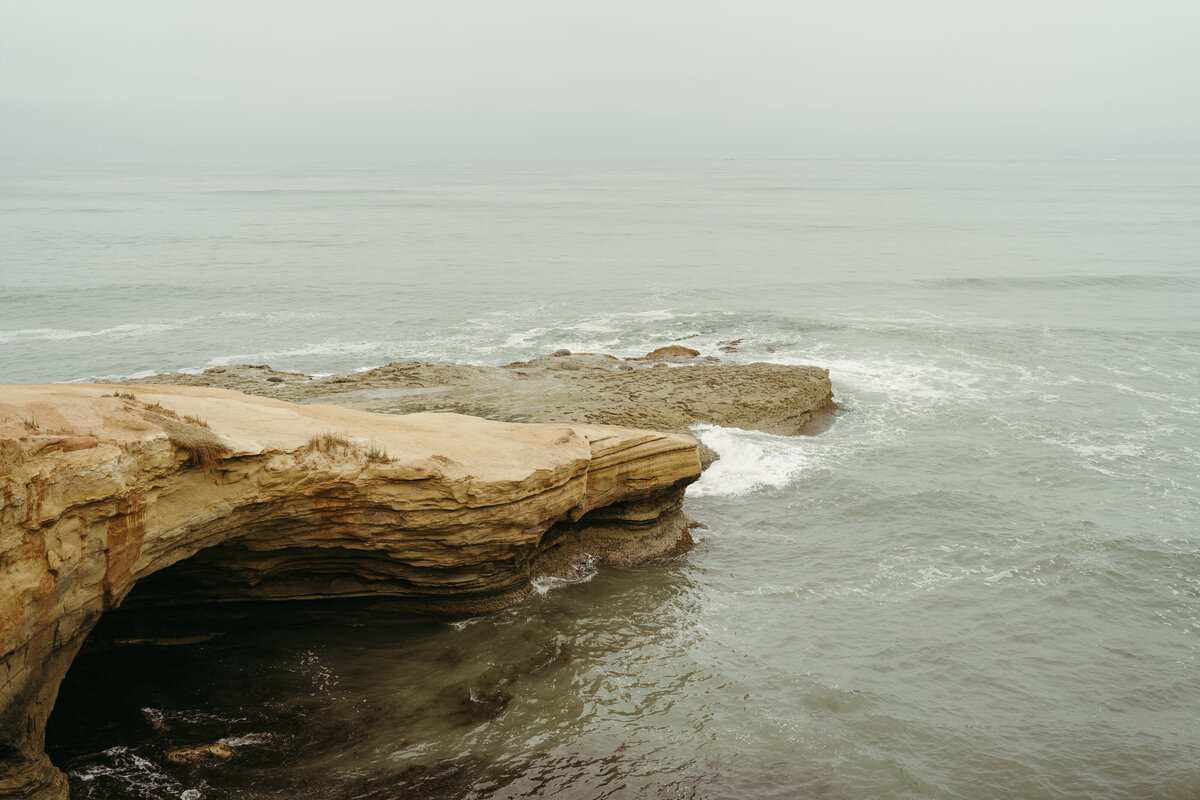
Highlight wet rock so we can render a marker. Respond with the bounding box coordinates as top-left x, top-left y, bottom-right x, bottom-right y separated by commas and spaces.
165, 742, 233, 764
637, 345, 701, 361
